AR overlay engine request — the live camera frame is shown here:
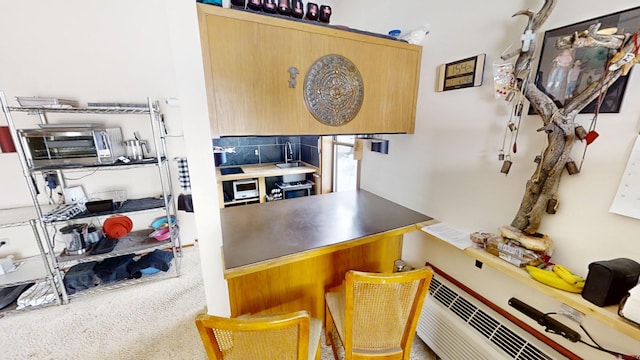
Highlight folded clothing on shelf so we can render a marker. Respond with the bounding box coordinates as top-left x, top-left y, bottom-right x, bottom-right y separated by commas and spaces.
94, 254, 135, 284
128, 249, 174, 279
118, 197, 165, 212
64, 261, 98, 295
41, 203, 86, 222
0, 283, 34, 310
